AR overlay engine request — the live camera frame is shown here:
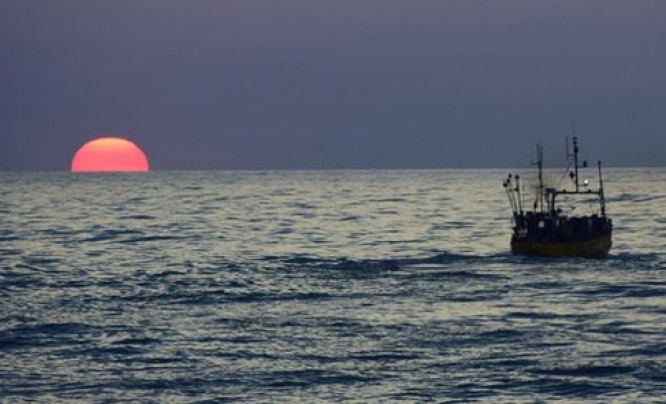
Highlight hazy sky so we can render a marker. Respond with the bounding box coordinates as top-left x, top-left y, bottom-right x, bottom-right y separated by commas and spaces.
2, 0, 665, 170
